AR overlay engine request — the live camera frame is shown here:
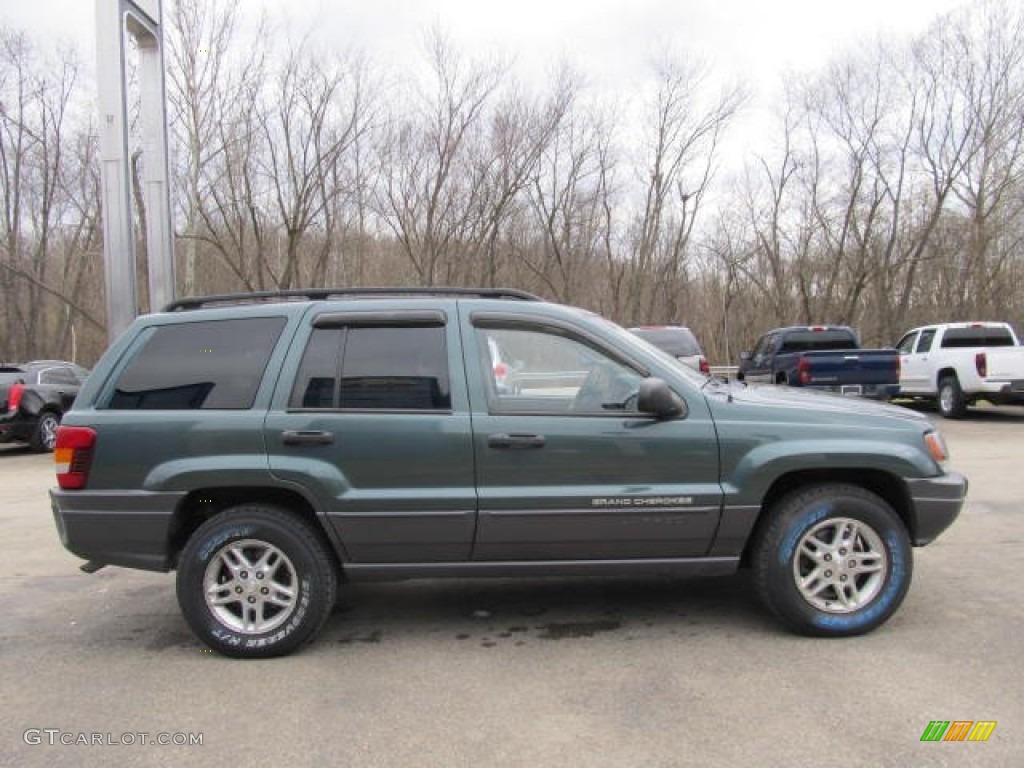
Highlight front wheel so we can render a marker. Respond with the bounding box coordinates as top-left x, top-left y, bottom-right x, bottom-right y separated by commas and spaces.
176, 505, 337, 658
752, 484, 912, 637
